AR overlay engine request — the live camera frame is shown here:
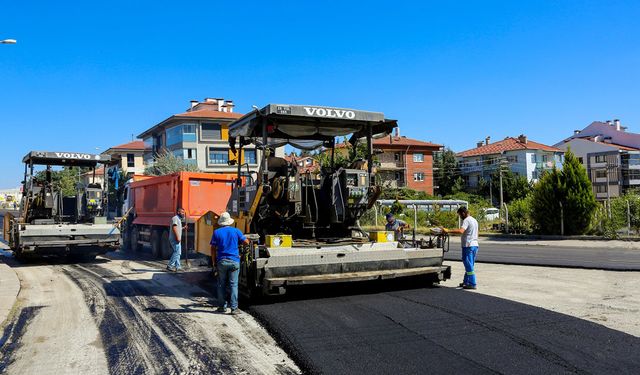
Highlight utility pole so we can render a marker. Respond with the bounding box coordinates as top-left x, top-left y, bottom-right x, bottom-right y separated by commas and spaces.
606, 166, 611, 219
560, 202, 564, 236
489, 179, 493, 207
627, 199, 631, 236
